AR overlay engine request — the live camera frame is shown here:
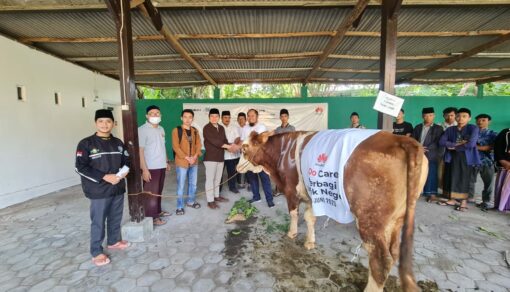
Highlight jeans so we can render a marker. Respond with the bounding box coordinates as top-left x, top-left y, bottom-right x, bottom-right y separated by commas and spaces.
468, 164, 495, 203
176, 165, 198, 209
247, 171, 274, 204
89, 194, 124, 257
